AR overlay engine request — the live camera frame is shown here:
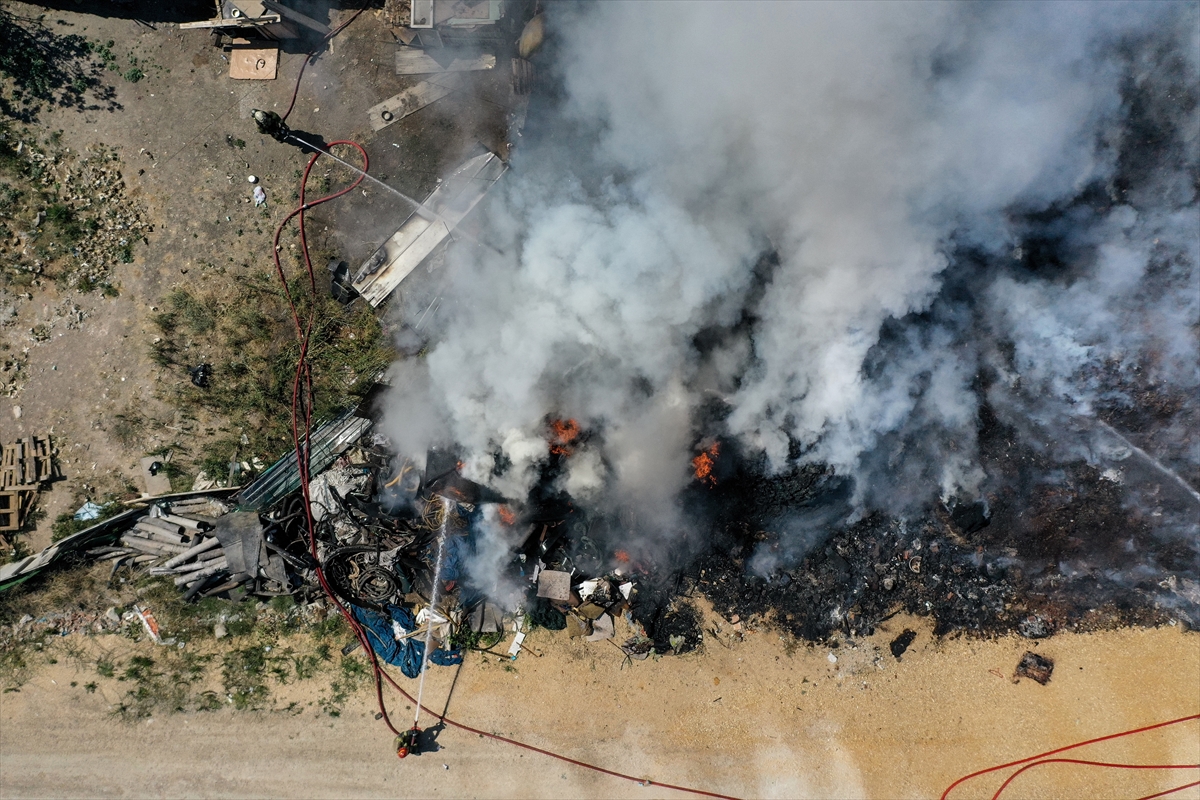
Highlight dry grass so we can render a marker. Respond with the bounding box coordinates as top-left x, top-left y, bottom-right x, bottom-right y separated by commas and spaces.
1, 565, 361, 717
148, 270, 392, 485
